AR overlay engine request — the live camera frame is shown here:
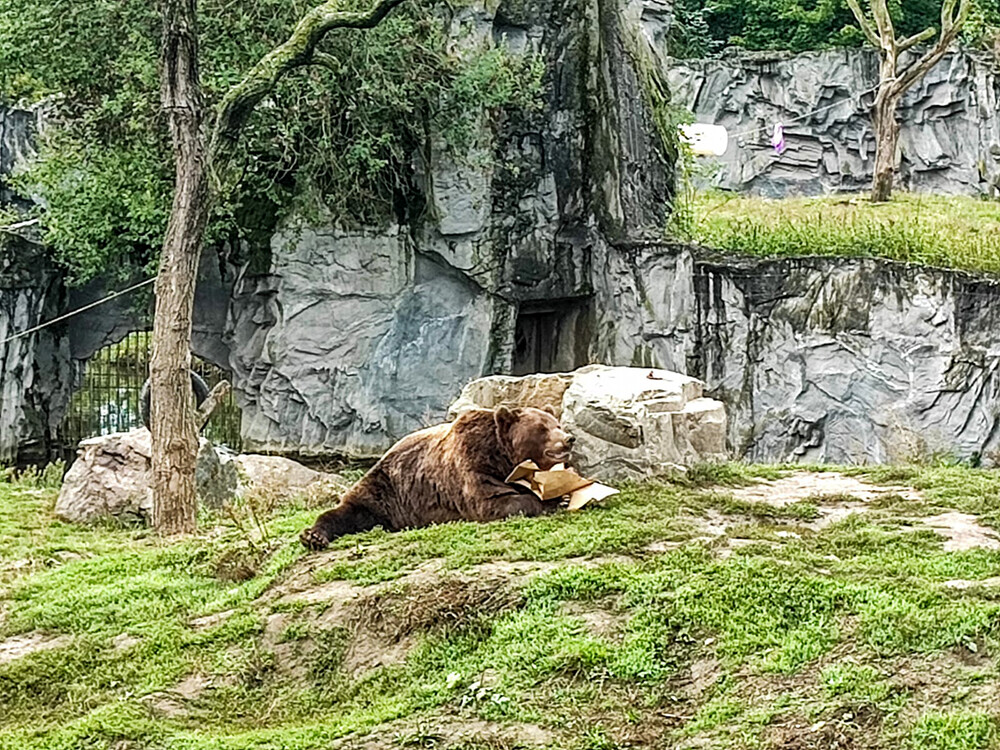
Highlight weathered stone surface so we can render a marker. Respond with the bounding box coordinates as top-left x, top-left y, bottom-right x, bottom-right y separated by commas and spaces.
233, 454, 330, 495
448, 372, 574, 420
225, 0, 675, 458
668, 47, 1000, 197
694, 253, 1000, 465
229, 226, 497, 458
54, 429, 238, 524
449, 365, 728, 481
0, 240, 74, 465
